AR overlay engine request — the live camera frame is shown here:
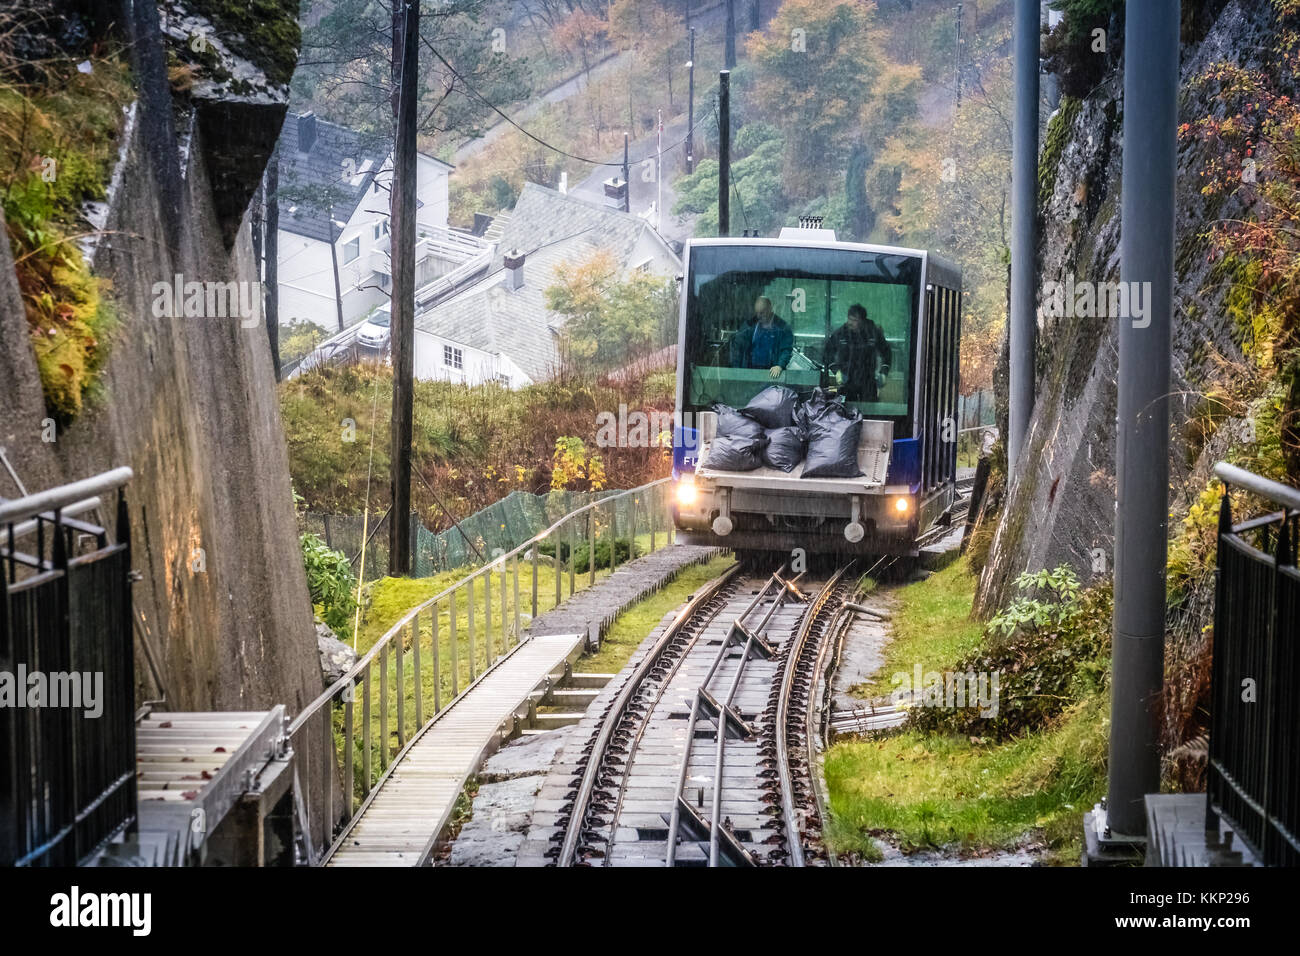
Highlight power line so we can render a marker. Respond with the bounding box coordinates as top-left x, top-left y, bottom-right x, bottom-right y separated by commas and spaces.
419, 35, 712, 169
